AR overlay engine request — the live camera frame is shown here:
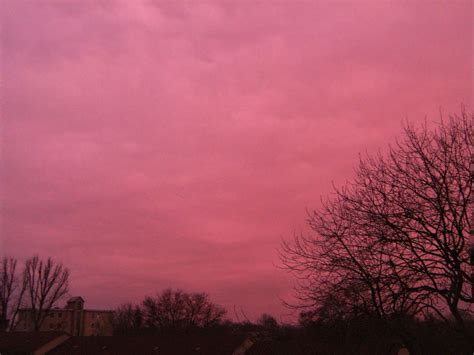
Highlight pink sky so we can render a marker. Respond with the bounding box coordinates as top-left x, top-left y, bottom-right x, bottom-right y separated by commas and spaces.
1, 1, 472, 321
